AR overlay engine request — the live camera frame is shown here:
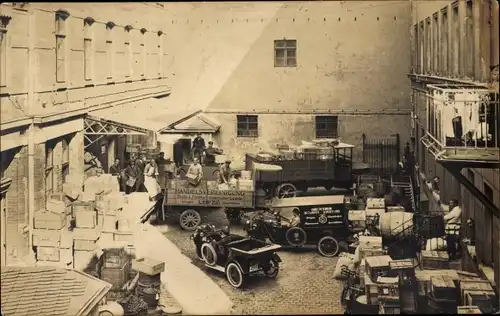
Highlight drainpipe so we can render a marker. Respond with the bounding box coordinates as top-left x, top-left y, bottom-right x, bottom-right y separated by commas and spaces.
26, 8, 35, 255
